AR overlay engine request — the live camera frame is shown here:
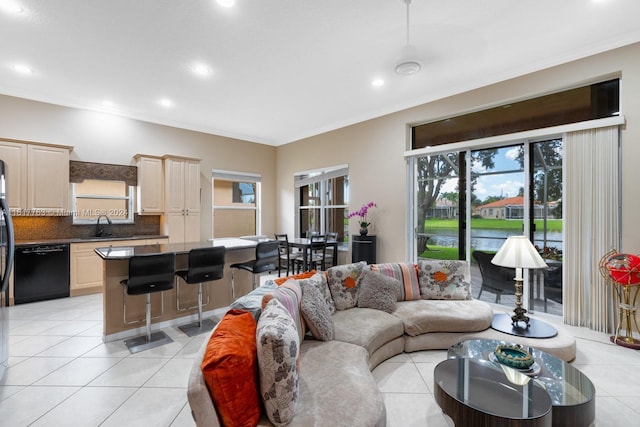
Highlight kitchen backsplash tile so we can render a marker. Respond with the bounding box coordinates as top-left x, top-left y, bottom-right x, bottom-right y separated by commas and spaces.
13, 215, 161, 241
